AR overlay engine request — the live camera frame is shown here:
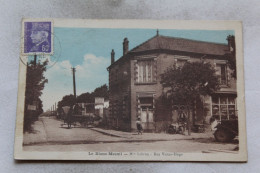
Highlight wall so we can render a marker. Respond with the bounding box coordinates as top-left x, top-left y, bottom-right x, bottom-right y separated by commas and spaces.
108, 58, 131, 131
